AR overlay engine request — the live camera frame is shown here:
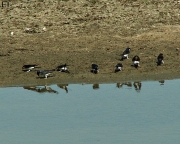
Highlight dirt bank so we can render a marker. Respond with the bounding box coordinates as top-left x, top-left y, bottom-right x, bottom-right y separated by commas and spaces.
0, 0, 180, 87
